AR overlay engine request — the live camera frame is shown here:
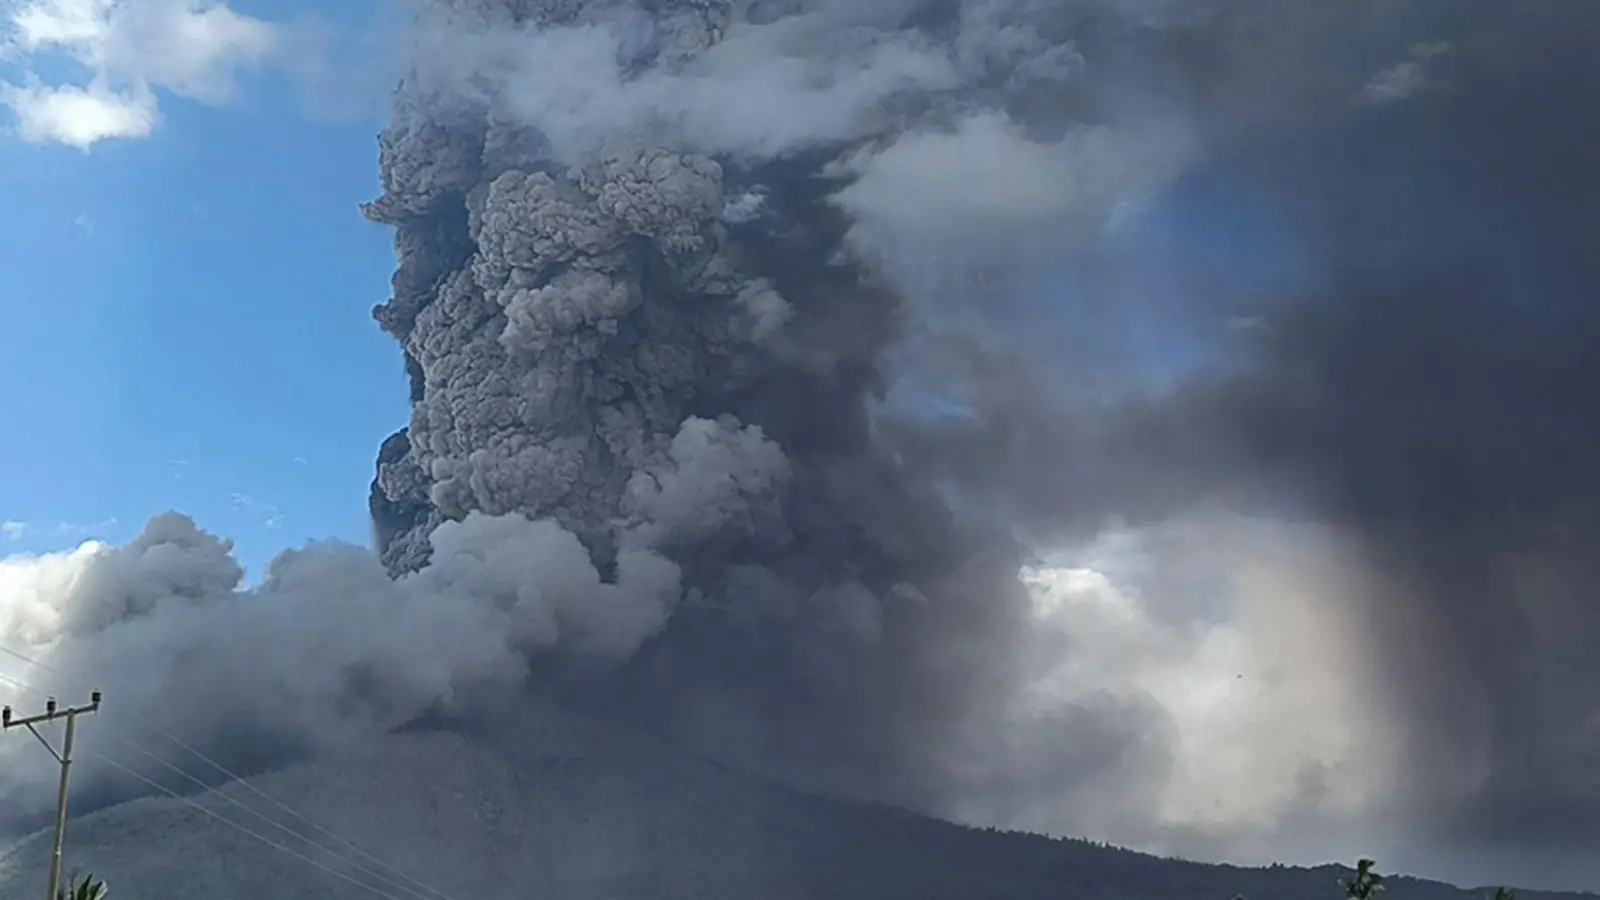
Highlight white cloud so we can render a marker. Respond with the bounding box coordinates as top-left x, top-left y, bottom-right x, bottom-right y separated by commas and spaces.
835, 112, 1192, 263
1, 77, 155, 145
9, 0, 103, 46
1, 0, 282, 147
944, 513, 1408, 861
1, 521, 26, 541
826, 110, 1193, 311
